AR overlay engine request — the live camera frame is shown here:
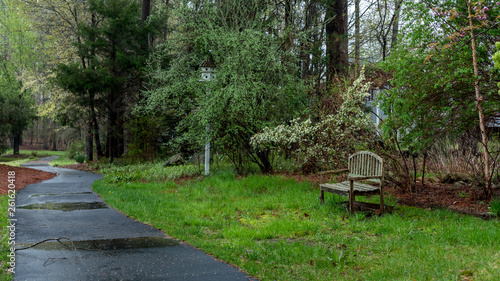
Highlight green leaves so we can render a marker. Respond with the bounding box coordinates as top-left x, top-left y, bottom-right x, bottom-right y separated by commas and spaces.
141, 0, 309, 172
251, 68, 374, 170
0, 0, 38, 152
494, 42, 500, 94
380, 0, 500, 152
